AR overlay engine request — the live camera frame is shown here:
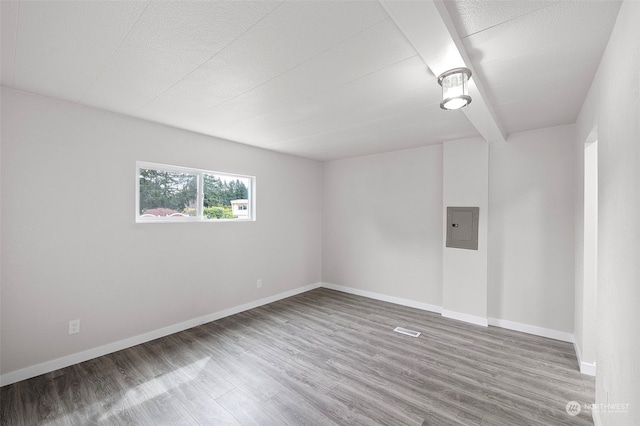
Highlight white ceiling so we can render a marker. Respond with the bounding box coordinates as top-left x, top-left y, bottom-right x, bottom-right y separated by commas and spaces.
1, 0, 621, 161
445, 0, 622, 135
